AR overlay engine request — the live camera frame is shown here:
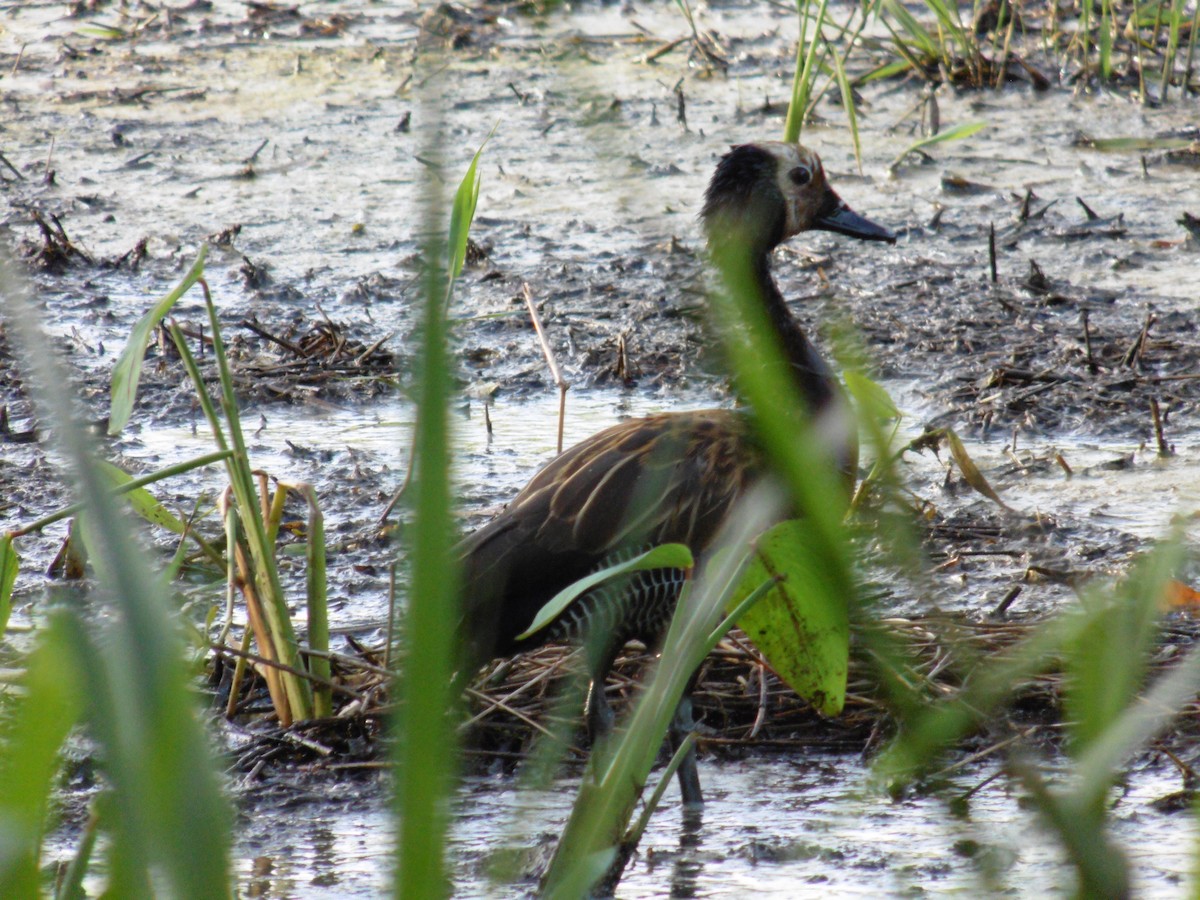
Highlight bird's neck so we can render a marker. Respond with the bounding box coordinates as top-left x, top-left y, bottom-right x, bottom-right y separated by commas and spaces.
752, 252, 837, 413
